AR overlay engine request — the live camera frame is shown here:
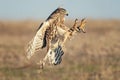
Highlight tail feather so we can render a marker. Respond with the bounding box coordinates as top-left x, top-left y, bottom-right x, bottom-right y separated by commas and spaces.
54, 45, 64, 65
43, 45, 64, 65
